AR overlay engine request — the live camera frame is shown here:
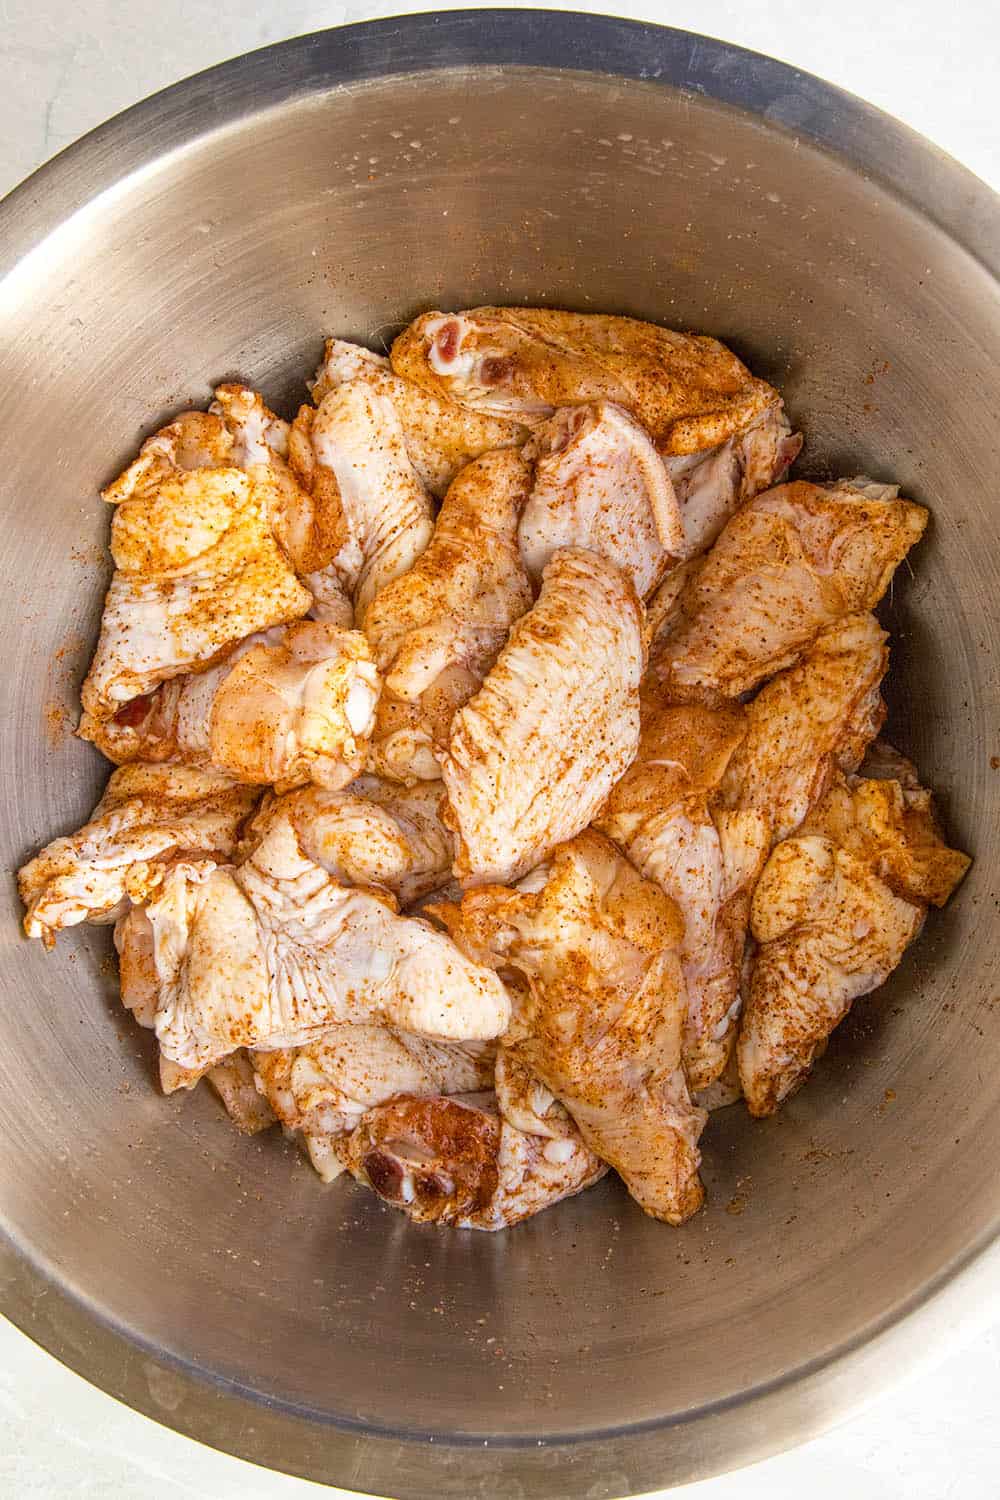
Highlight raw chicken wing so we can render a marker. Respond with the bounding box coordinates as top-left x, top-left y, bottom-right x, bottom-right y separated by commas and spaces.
391, 306, 779, 453
648, 478, 927, 702
433, 832, 707, 1223
441, 548, 644, 885
19, 765, 257, 945
365, 449, 533, 782
738, 766, 970, 1115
